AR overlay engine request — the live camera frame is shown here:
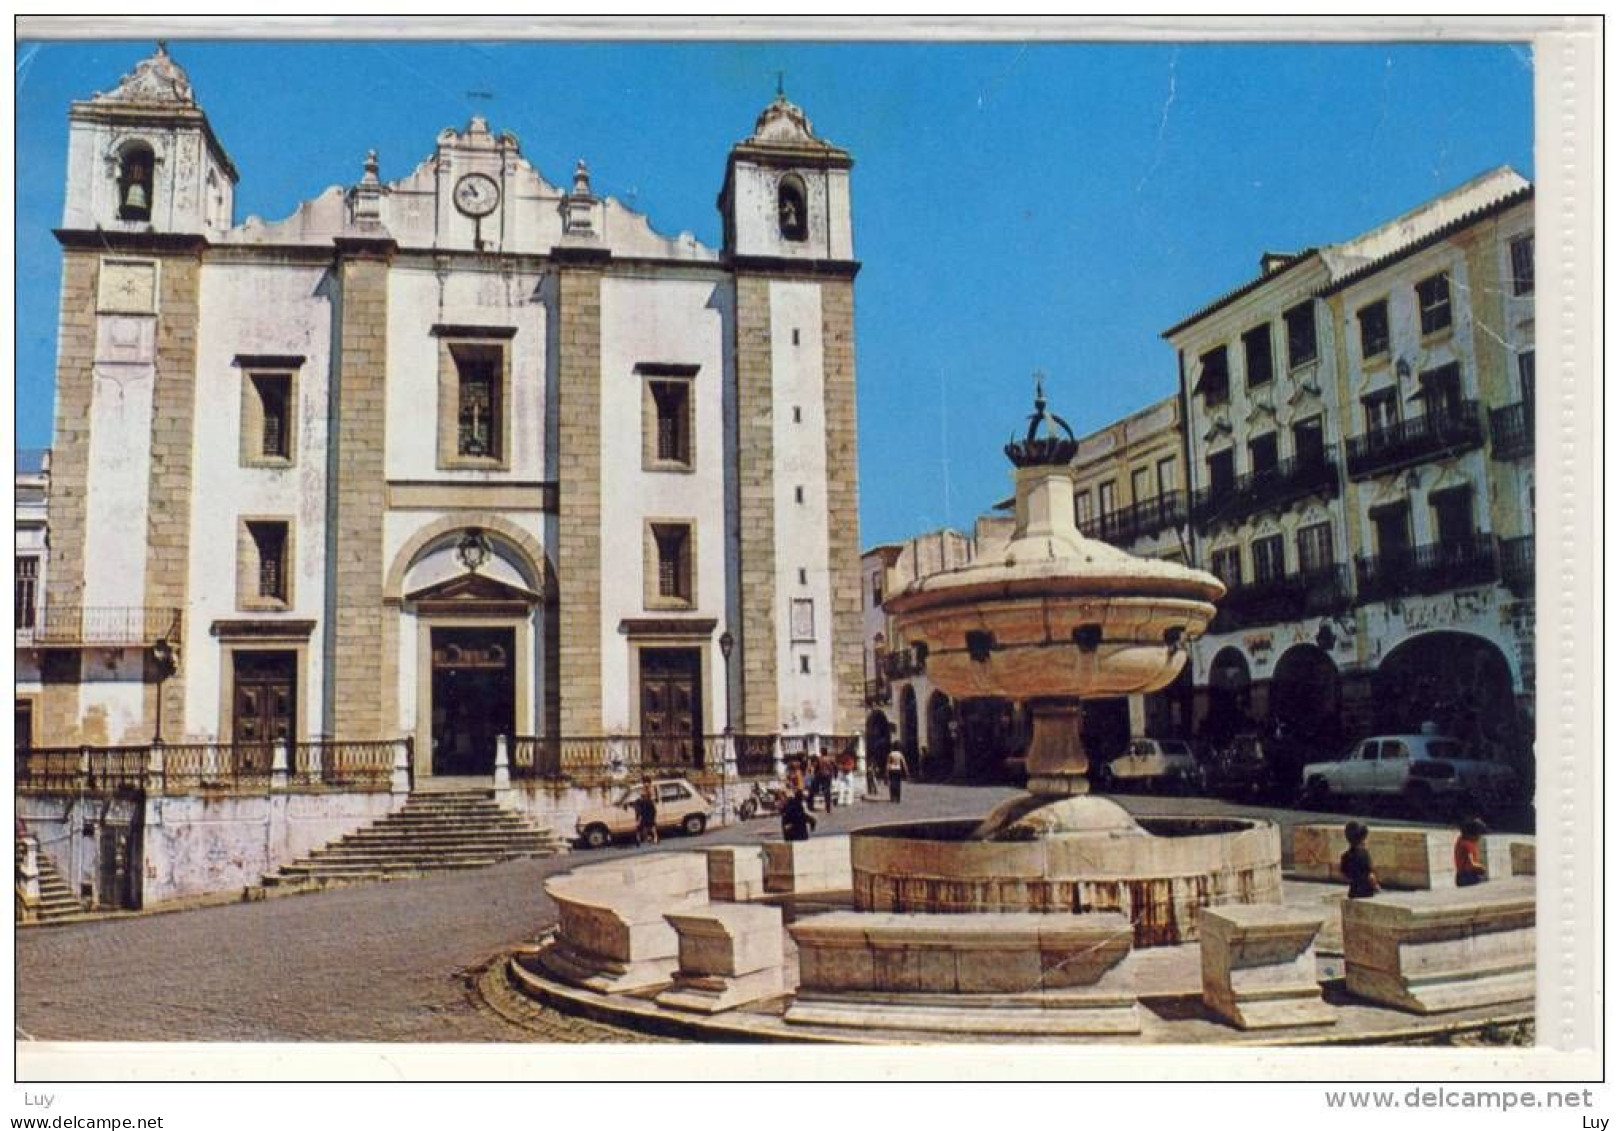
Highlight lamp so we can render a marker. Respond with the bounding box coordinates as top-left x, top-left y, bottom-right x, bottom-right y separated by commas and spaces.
456, 529, 491, 573
718, 630, 735, 735
151, 638, 179, 744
